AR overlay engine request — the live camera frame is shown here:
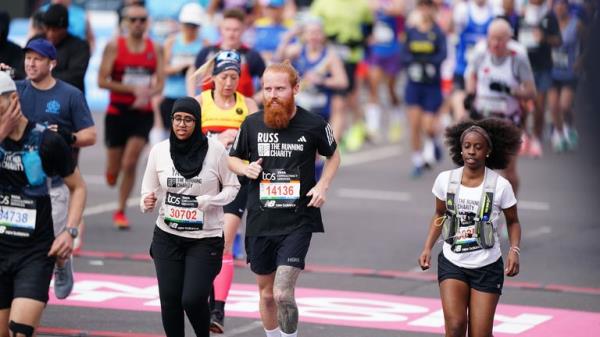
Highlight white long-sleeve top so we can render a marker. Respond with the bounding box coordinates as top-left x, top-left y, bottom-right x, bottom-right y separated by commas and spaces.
140, 137, 241, 239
